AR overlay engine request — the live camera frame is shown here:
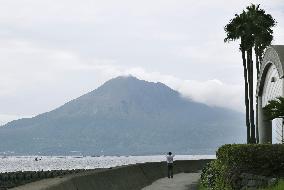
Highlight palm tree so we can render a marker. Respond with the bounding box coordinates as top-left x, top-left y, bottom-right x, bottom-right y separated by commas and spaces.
224, 4, 276, 144
246, 4, 276, 143
224, 12, 251, 143
248, 4, 276, 74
